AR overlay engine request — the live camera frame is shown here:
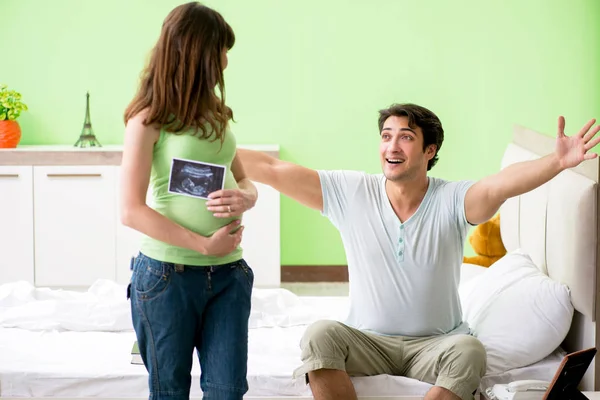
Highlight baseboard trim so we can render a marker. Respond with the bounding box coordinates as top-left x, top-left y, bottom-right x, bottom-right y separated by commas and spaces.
281, 265, 348, 282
